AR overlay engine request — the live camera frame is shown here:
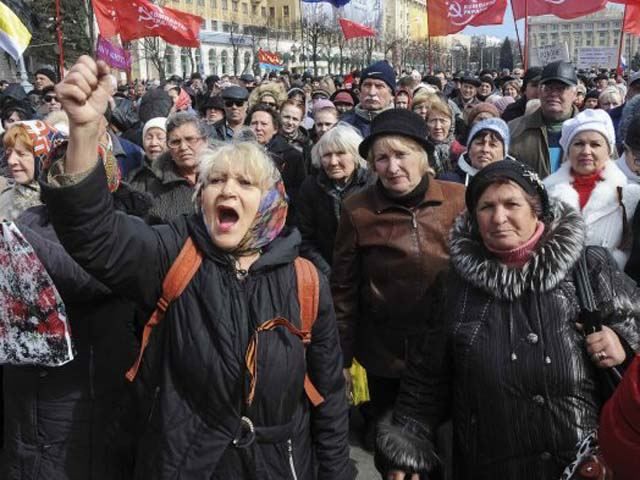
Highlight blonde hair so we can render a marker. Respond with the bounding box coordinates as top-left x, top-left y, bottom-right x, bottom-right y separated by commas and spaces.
311, 123, 367, 170
194, 142, 280, 206
412, 91, 438, 110
424, 98, 452, 121
599, 87, 622, 106
366, 135, 432, 176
